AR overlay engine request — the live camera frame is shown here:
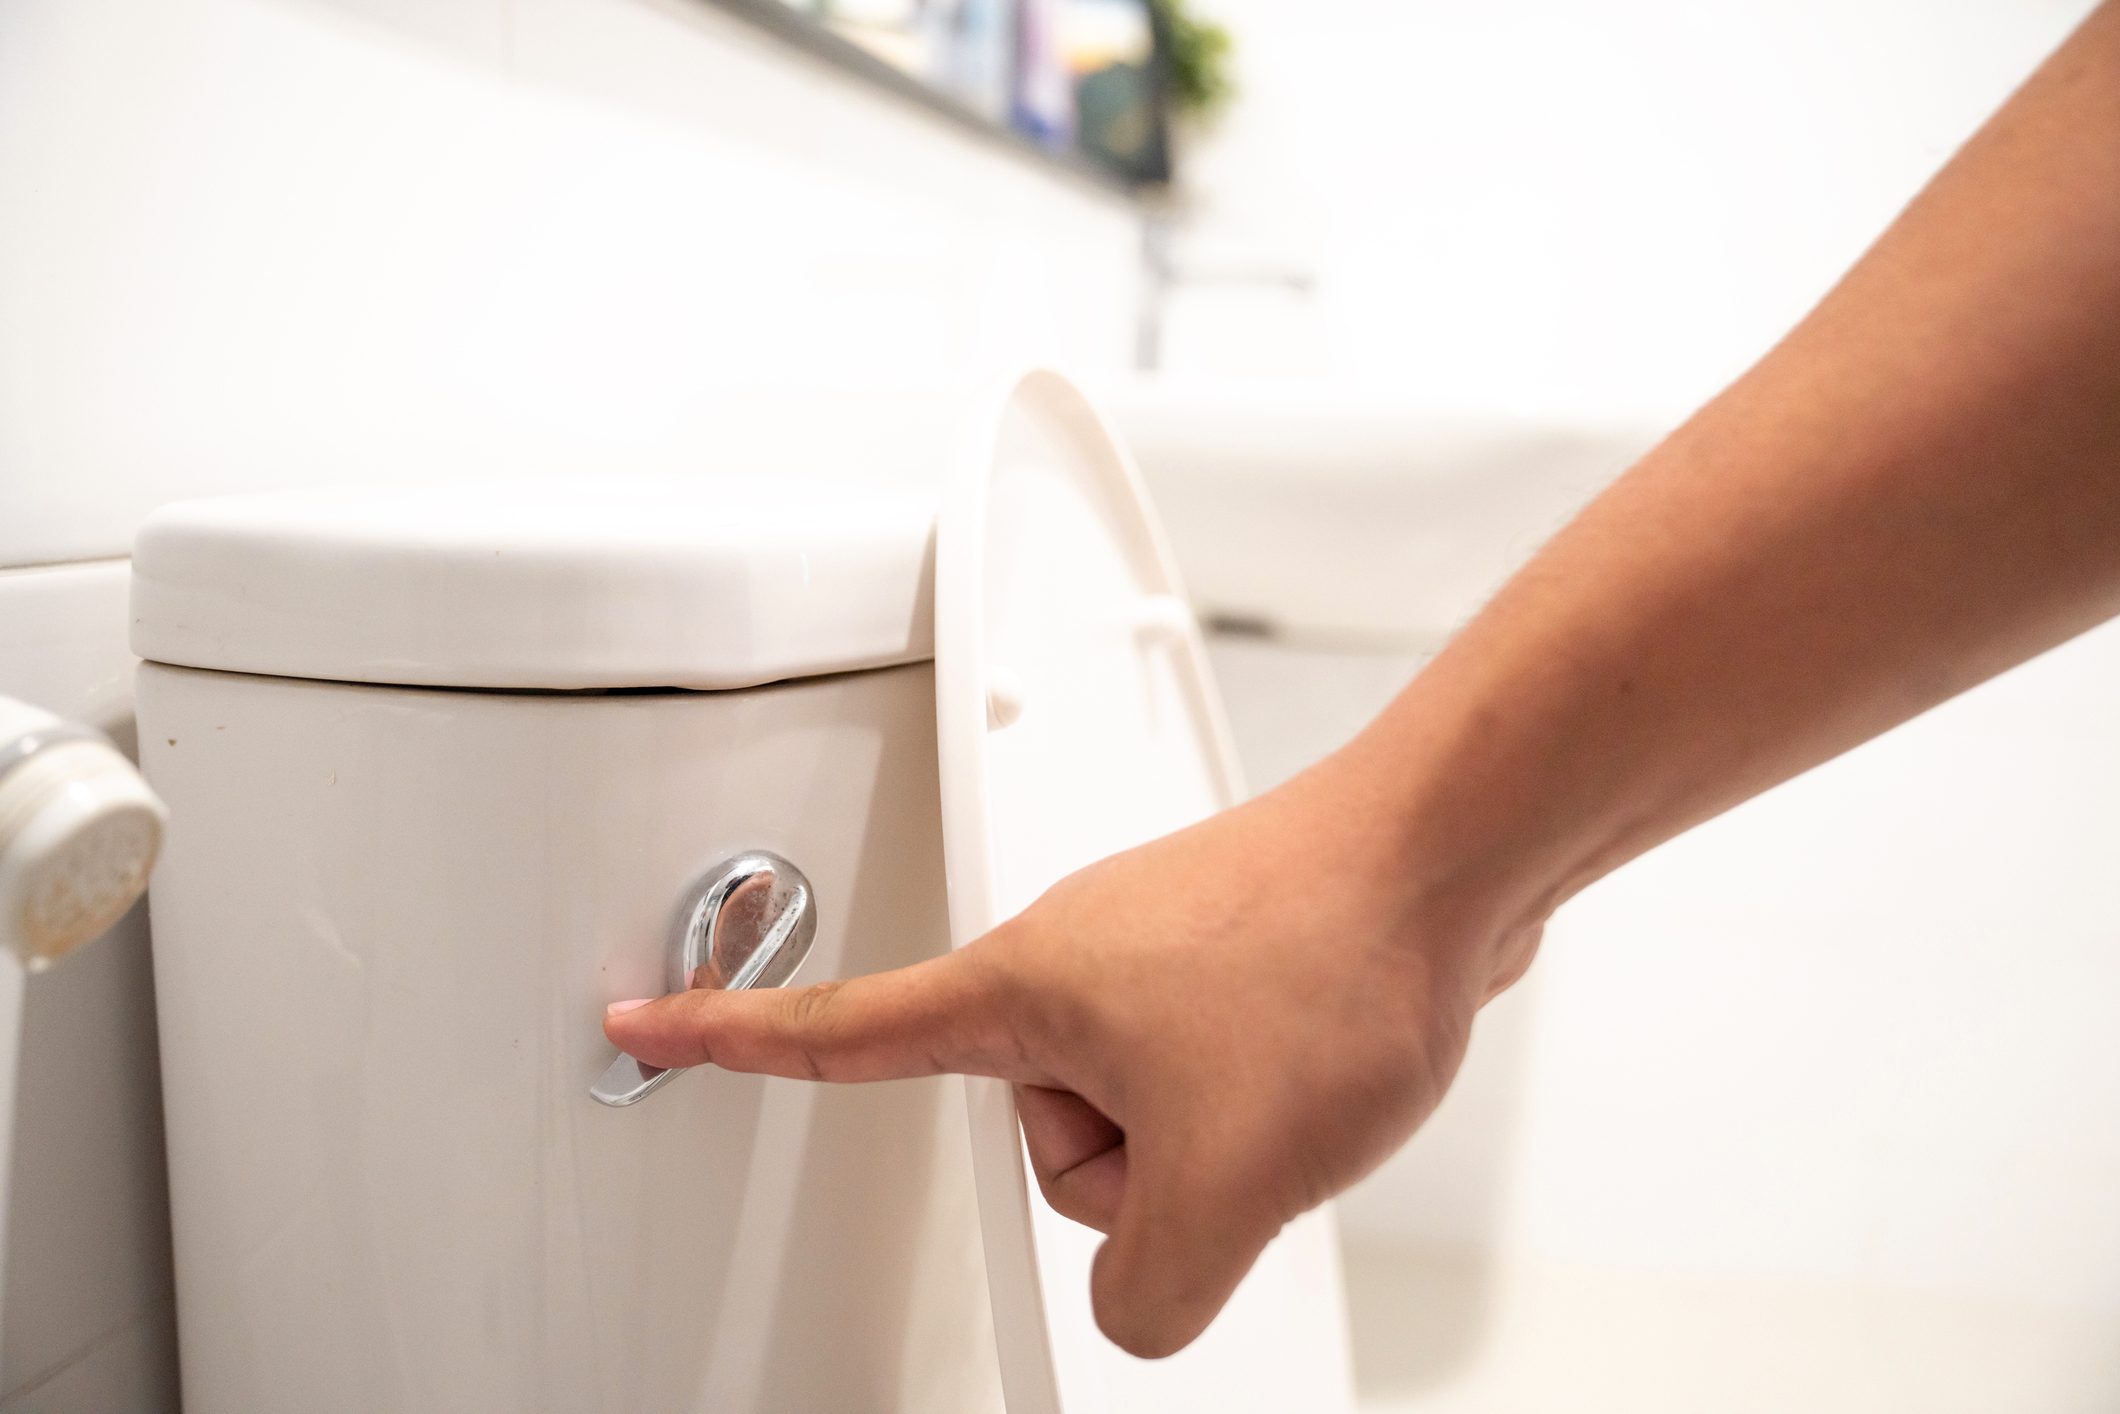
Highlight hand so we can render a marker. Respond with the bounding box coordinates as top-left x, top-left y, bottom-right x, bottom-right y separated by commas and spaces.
603, 754, 1539, 1358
